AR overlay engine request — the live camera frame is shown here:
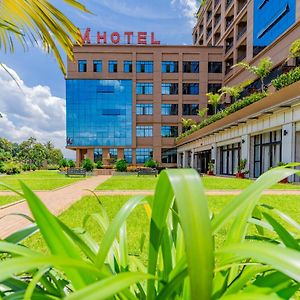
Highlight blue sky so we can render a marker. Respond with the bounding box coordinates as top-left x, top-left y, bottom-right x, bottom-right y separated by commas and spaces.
0, 0, 199, 156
